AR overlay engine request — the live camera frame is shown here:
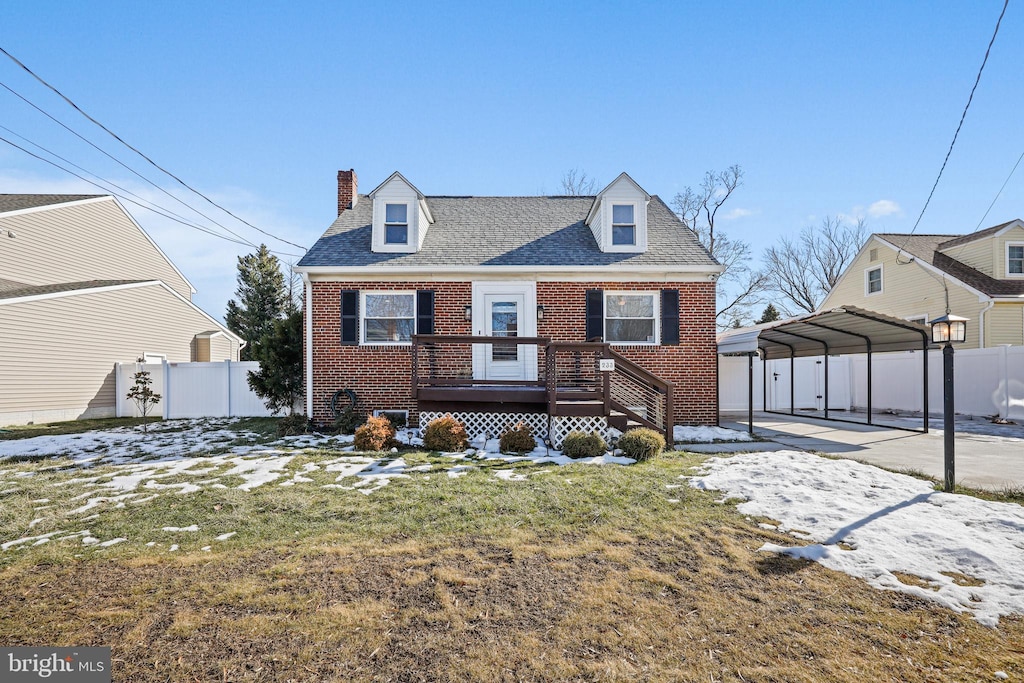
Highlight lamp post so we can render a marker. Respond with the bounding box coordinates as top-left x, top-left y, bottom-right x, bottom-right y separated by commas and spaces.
929, 314, 968, 493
